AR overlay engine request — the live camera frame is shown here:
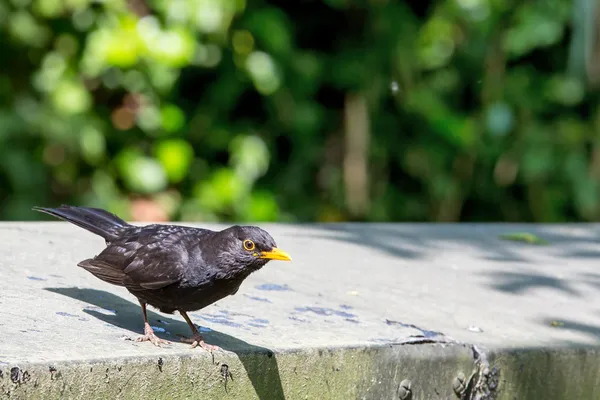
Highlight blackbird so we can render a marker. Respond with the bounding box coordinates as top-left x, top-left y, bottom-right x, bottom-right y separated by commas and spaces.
33, 205, 292, 351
